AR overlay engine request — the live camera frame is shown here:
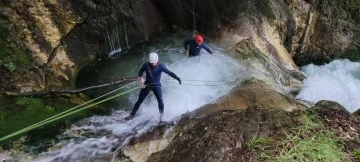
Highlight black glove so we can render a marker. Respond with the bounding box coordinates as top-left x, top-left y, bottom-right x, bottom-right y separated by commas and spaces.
176, 77, 181, 85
